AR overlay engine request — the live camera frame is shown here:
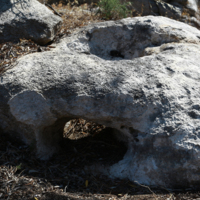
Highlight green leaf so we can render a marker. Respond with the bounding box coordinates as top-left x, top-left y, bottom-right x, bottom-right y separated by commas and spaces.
16, 163, 22, 170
